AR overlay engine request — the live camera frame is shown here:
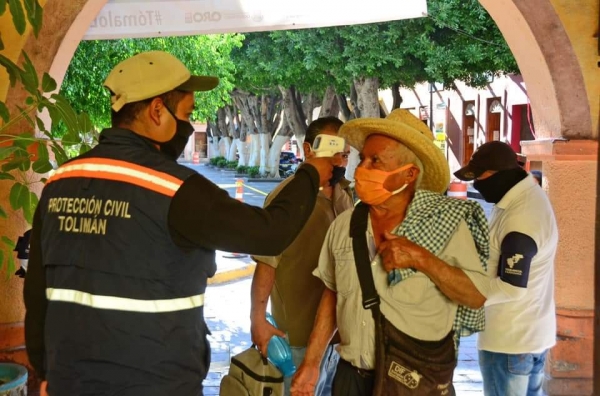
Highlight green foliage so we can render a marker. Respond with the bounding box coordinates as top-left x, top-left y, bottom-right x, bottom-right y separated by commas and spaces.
247, 166, 260, 178
236, 165, 248, 174
0, 0, 96, 277
58, 1, 516, 136
209, 156, 225, 166
231, 0, 517, 96
225, 160, 238, 170
215, 157, 228, 168
60, 34, 244, 130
